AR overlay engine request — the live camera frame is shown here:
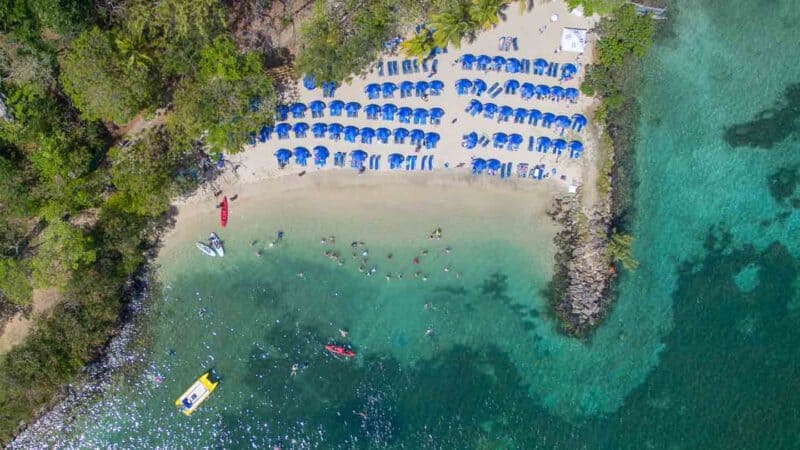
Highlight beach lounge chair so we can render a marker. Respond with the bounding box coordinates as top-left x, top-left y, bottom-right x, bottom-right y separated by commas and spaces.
500, 163, 507, 179
427, 155, 433, 170
428, 59, 438, 77
420, 155, 427, 171
413, 59, 420, 73
422, 59, 429, 72
374, 155, 381, 169
377, 61, 384, 77
527, 136, 535, 152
